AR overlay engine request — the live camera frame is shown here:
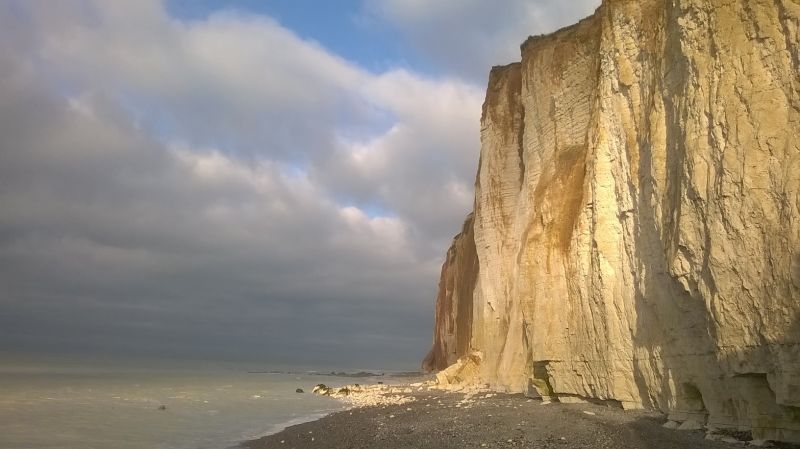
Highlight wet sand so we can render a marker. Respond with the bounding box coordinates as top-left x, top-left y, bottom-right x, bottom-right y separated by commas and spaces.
243, 390, 791, 449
